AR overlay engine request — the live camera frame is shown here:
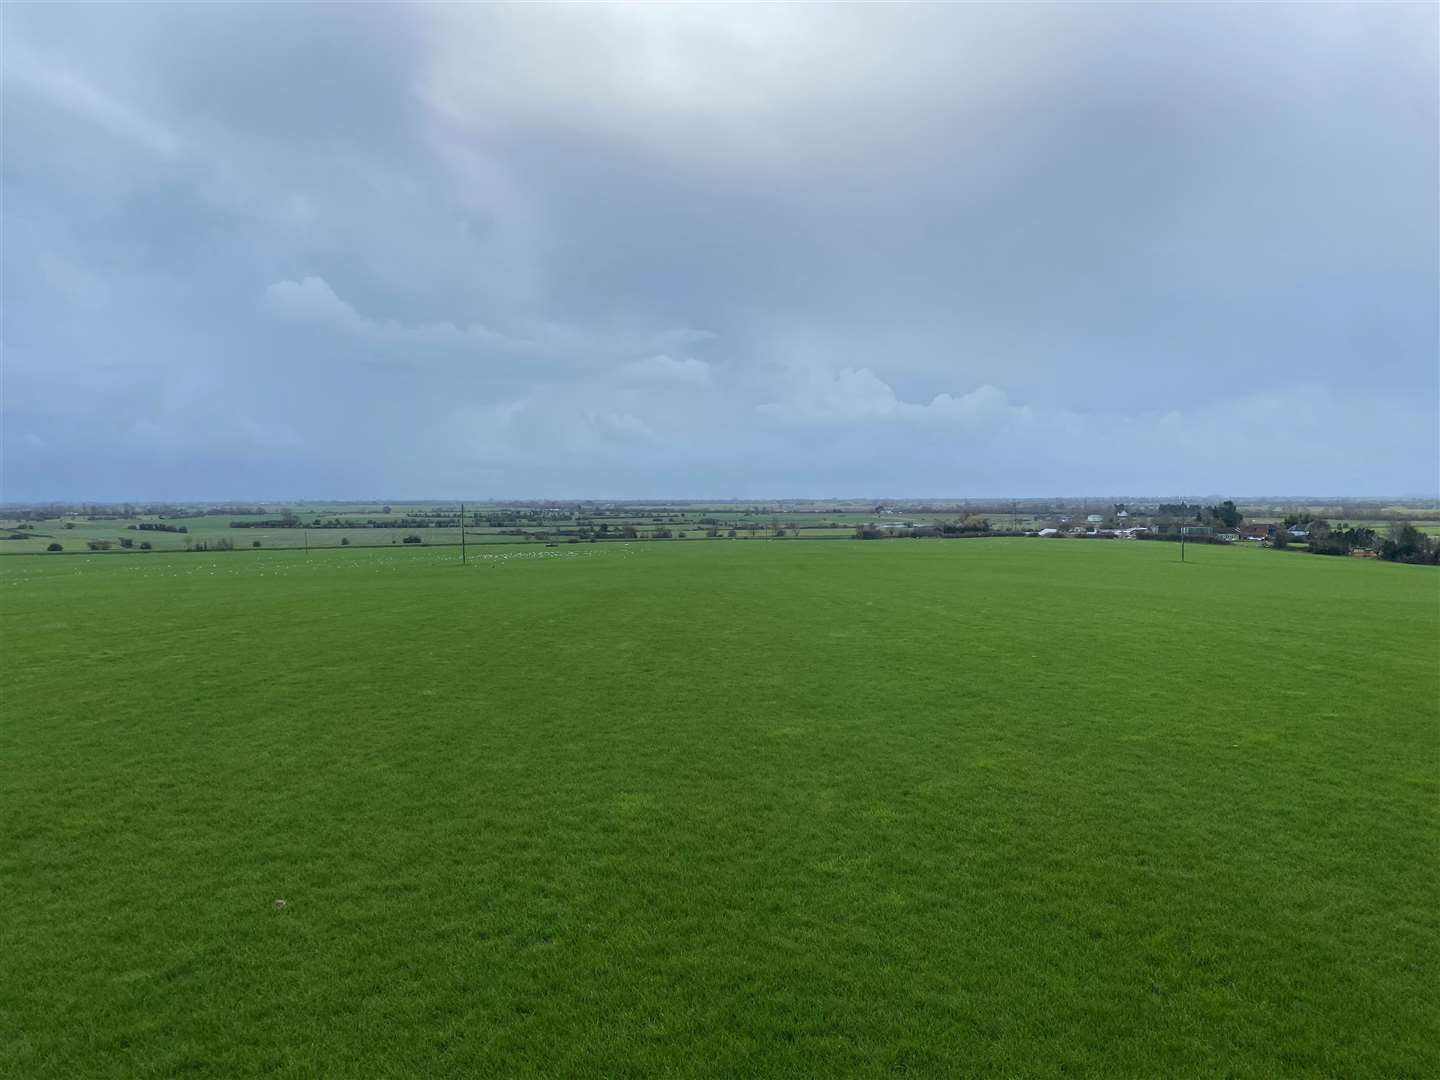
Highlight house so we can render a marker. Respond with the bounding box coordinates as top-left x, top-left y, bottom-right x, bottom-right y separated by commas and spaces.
1239, 524, 1275, 540
1116, 510, 1129, 519
1287, 527, 1310, 539
1086, 514, 1104, 524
